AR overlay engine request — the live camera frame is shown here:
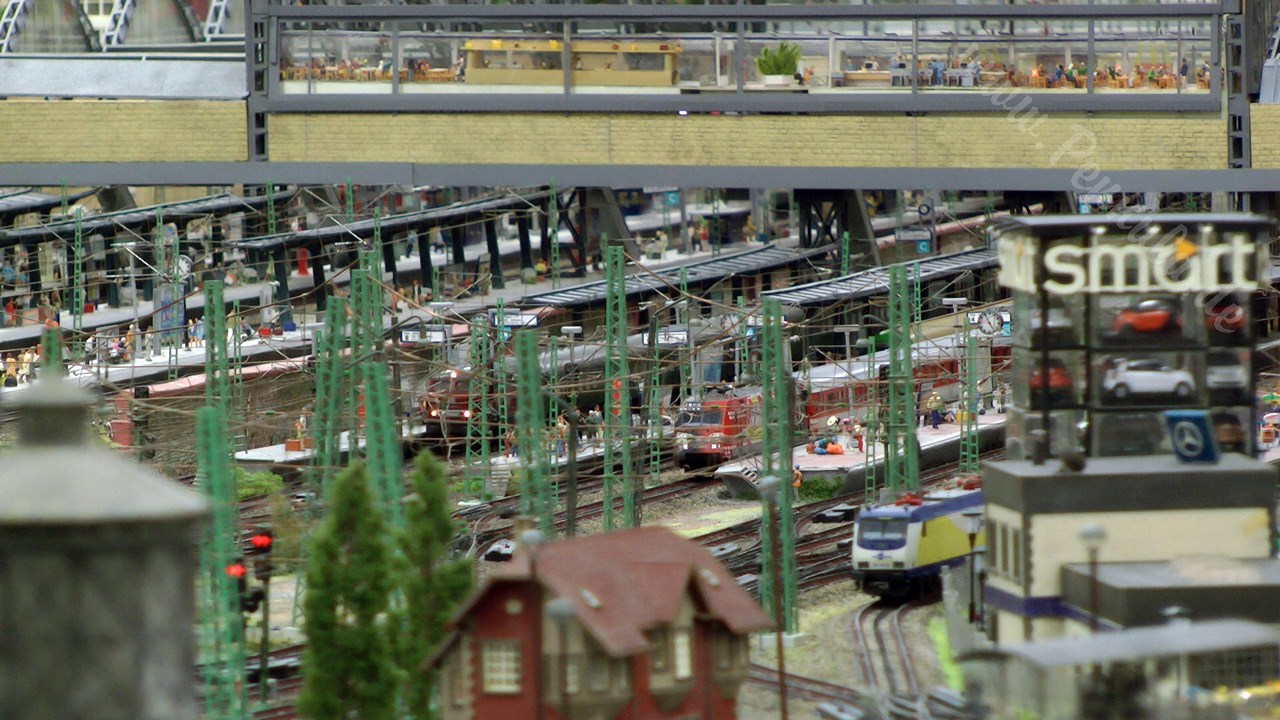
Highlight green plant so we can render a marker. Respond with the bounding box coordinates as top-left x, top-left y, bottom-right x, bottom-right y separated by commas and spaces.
234, 468, 285, 500
756, 42, 802, 76
796, 475, 841, 502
